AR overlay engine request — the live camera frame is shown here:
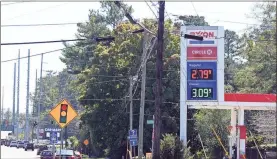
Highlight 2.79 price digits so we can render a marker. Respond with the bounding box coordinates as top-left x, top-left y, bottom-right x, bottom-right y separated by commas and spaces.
191, 69, 212, 80
191, 88, 213, 98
